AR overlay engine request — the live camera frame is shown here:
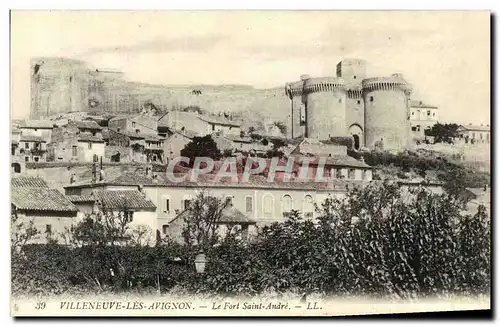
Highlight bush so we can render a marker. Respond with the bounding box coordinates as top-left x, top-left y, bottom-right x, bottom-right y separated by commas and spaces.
12, 183, 490, 298
329, 136, 354, 149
